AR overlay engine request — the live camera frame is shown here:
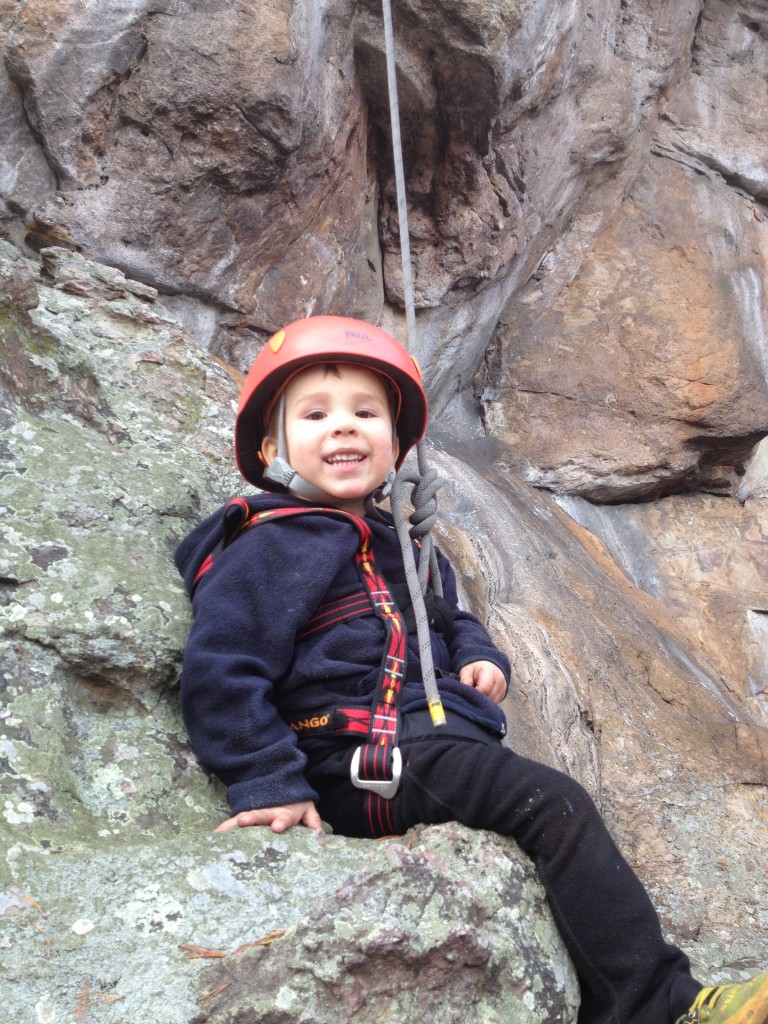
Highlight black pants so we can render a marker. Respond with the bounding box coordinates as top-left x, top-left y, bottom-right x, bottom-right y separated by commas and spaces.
305, 734, 701, 1024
